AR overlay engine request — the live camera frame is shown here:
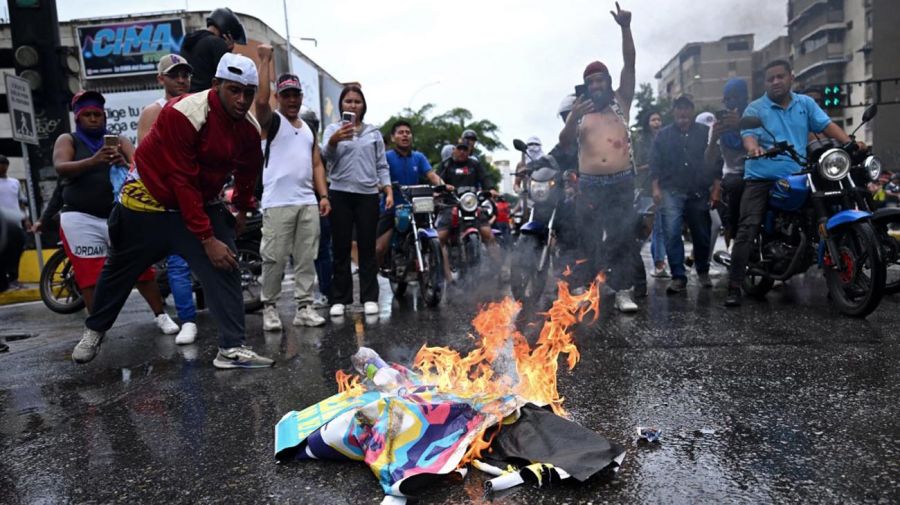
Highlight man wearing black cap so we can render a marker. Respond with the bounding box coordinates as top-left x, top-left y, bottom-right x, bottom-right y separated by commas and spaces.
650, 95, 719, 294
254, 44, 331, 332
181, 7, 247, 93
461, 129, 479, 162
